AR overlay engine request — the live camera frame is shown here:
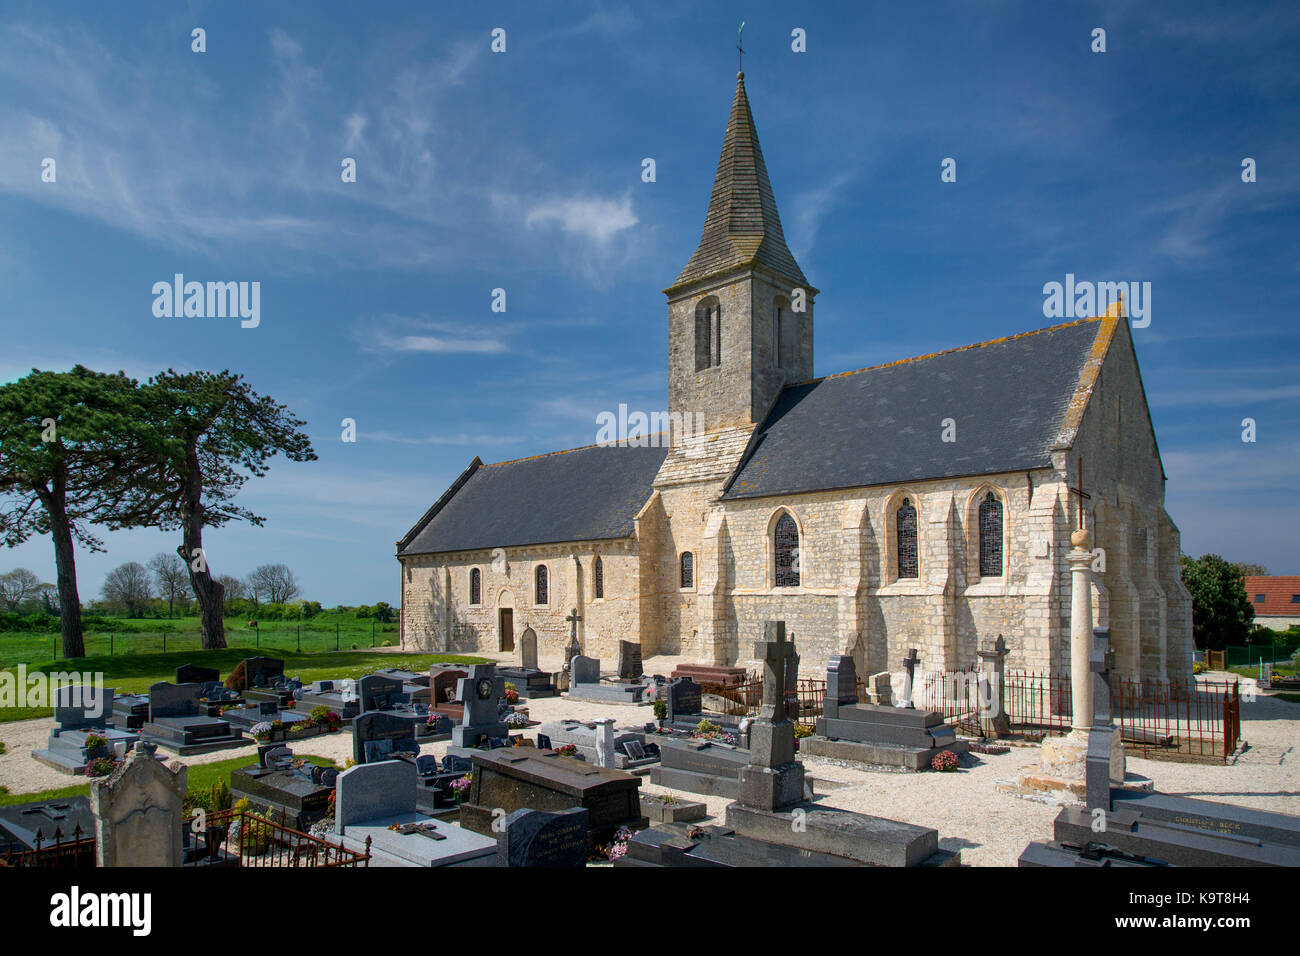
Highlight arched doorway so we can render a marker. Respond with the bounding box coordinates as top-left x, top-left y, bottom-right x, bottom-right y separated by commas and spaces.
497, 589, 515, 653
